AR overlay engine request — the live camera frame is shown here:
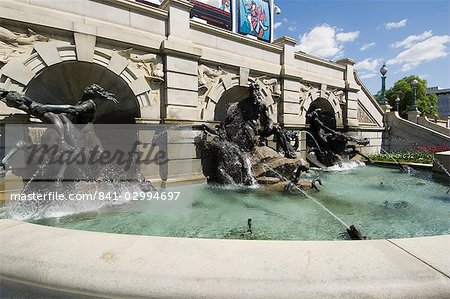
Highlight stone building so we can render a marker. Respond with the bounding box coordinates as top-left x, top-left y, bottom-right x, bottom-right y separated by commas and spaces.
427, 86, 450, 117
0, 0, 385, 181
